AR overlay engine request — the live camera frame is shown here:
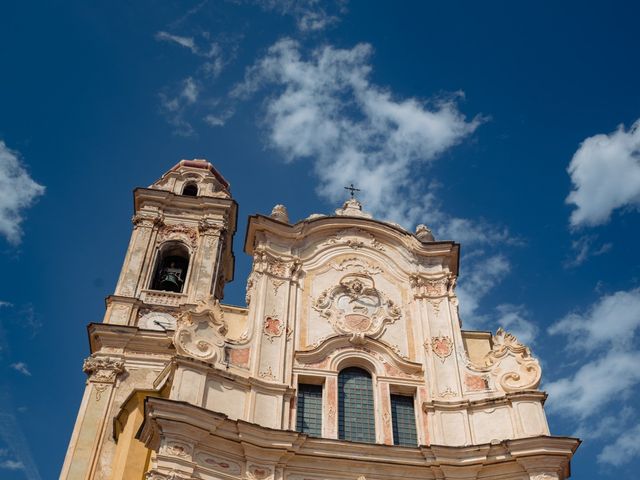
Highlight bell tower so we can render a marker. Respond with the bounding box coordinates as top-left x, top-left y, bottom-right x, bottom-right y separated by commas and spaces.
60, 159, 237, 479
